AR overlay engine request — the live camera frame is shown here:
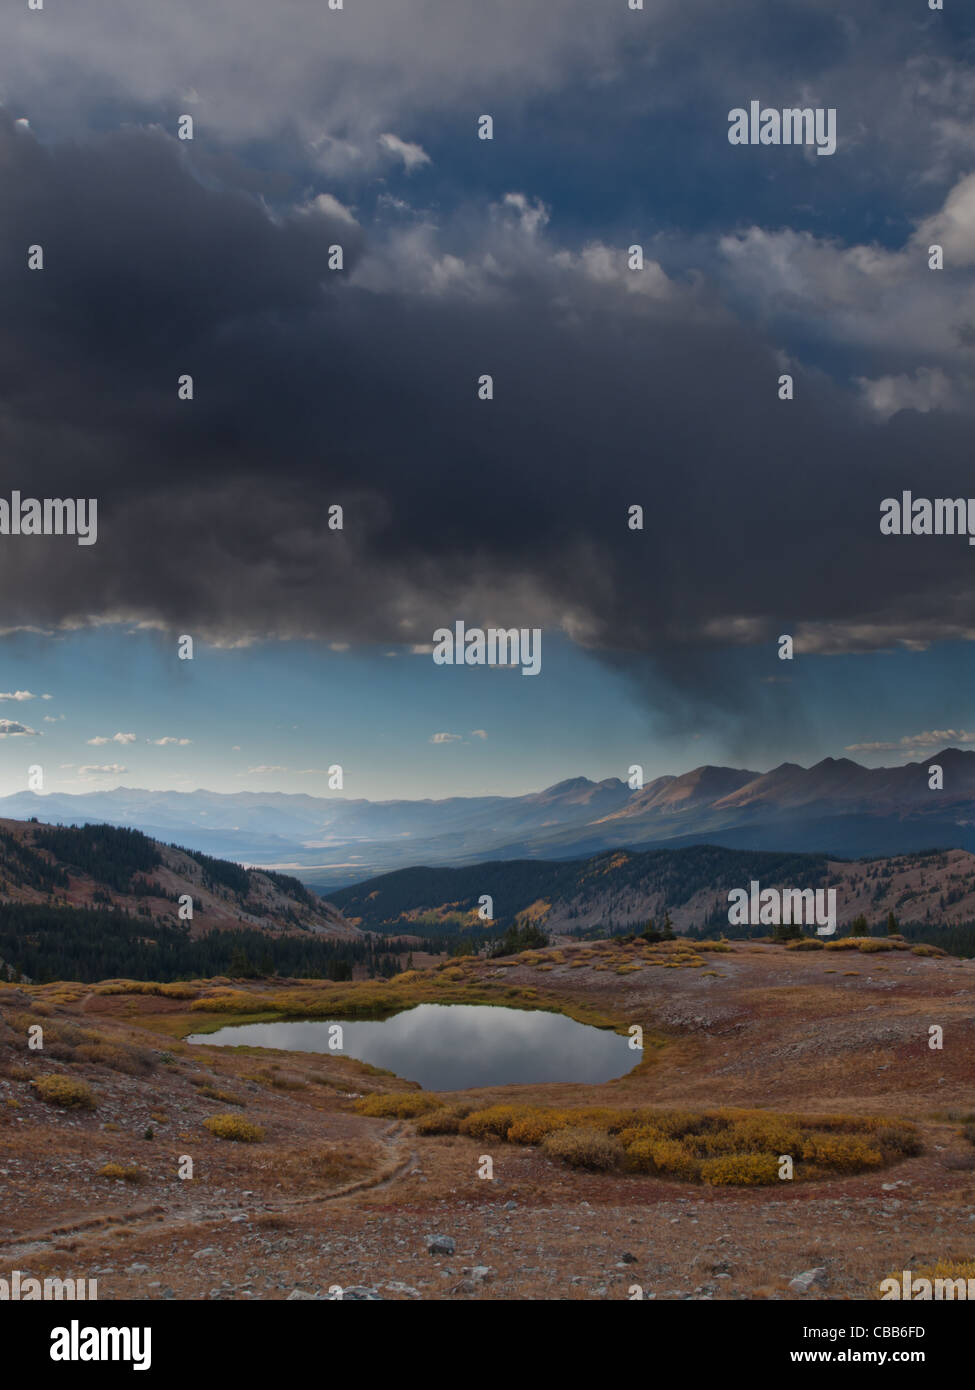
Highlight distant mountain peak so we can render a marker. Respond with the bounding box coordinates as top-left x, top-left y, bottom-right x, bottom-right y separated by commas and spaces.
540, 777, 597, 794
